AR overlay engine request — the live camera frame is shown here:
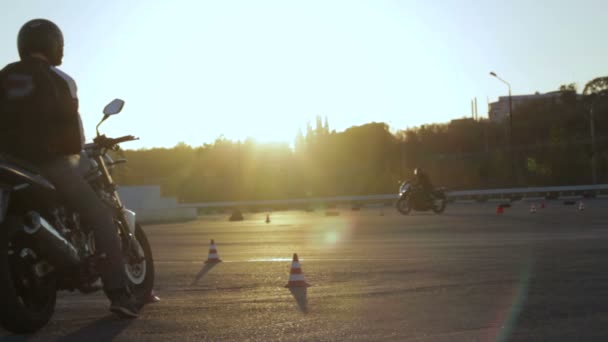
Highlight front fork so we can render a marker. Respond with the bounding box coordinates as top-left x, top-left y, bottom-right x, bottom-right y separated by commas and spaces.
93, 154, 143, 263
118, 208, 144, 264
